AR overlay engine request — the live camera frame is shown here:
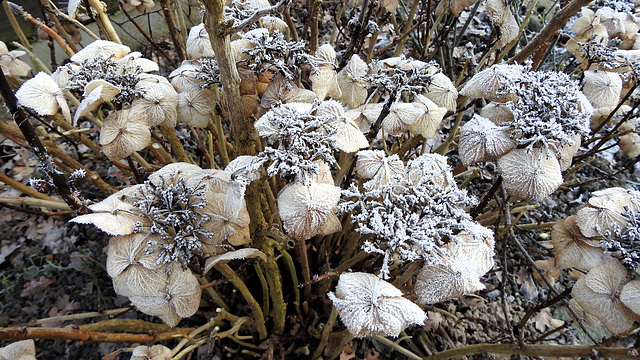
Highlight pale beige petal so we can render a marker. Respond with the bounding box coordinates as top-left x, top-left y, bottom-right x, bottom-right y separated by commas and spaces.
15, 72, 60, 116
498, 148, 562, 202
